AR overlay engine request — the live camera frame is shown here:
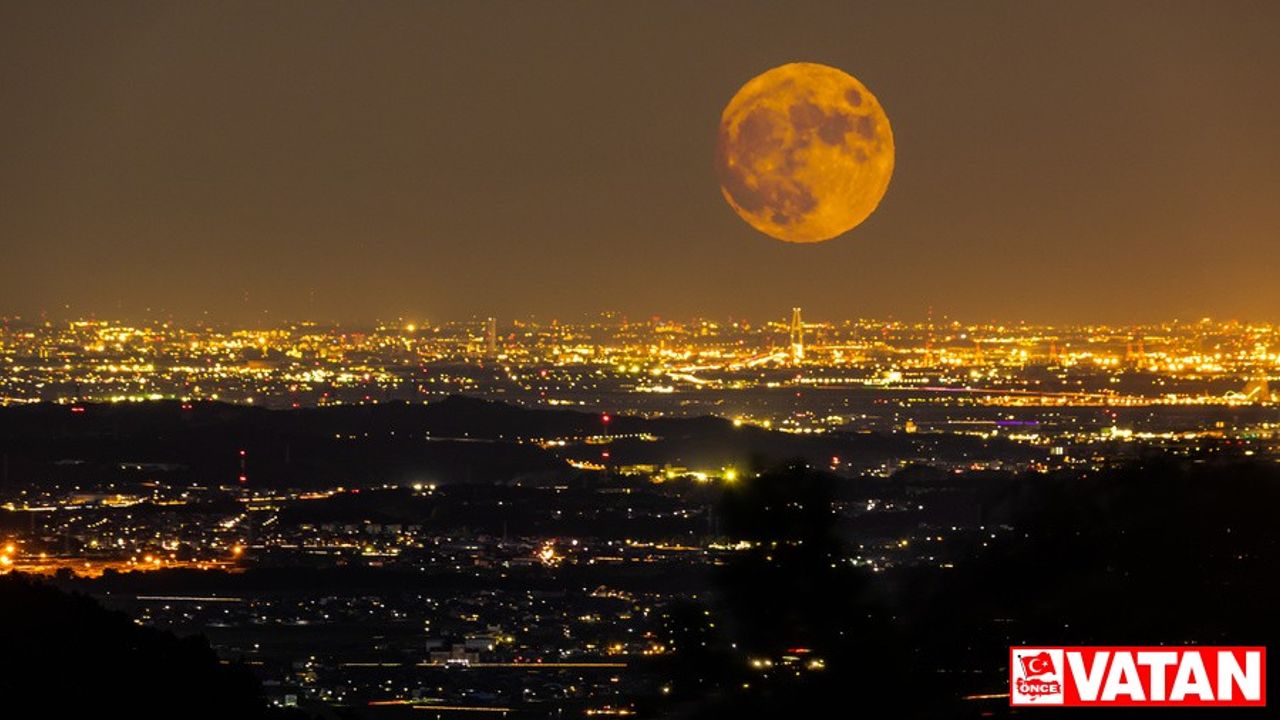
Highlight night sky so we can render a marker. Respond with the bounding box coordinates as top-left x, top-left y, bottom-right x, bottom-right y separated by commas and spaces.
4, 1, 1279, 325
